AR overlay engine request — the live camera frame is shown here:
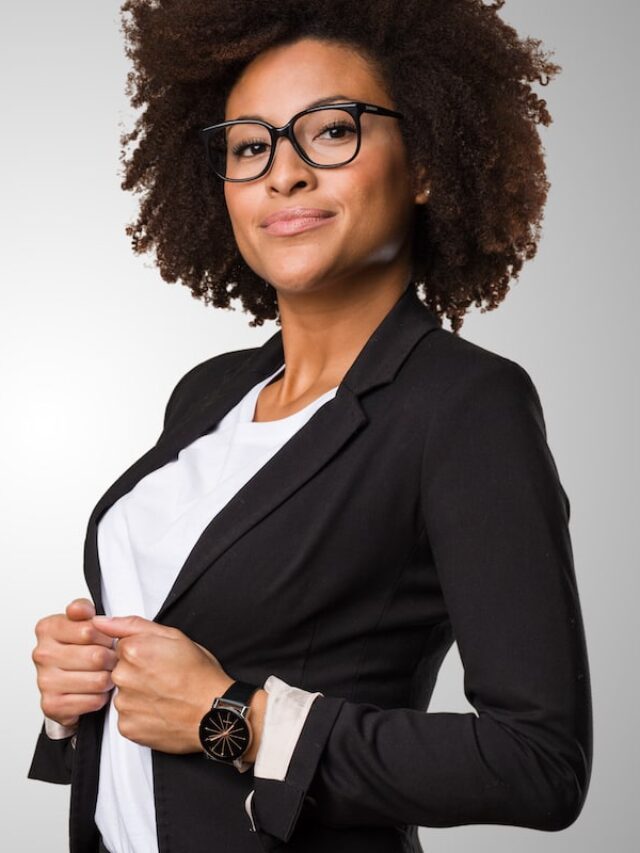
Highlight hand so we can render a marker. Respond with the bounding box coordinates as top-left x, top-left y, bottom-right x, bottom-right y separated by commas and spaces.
90, 614, 235, 754
32, 598, 117, 728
